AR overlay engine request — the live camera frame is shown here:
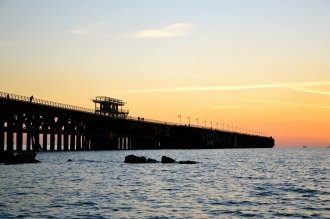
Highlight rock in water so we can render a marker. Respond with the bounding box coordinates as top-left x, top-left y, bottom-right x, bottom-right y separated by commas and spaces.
125, 155, 147, 163
67, 159, 72, 162
16, 152, 41, 163
179, 161, 197, 164
3, 151, 19, 165
161, 156, 176, 163
147, 158, 159, 163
